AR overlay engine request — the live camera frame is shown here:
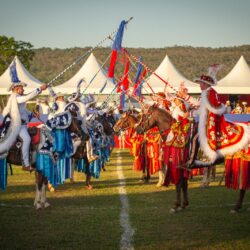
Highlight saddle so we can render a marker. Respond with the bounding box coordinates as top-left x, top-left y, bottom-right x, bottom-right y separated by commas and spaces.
6, 127, 41, 165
